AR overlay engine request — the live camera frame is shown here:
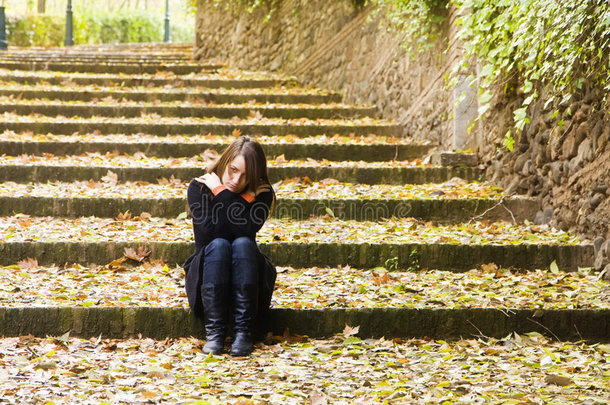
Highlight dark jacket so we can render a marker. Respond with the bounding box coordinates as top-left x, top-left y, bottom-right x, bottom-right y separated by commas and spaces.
183, 178, 274, 317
